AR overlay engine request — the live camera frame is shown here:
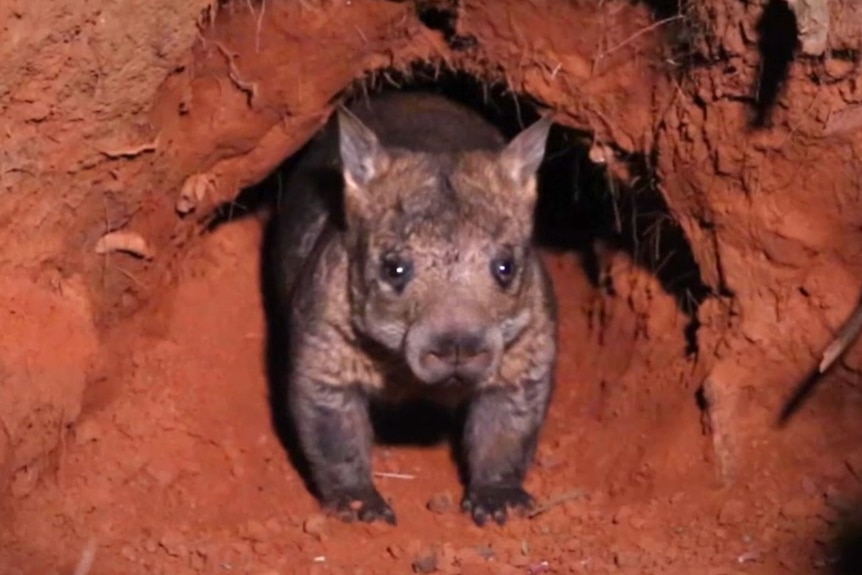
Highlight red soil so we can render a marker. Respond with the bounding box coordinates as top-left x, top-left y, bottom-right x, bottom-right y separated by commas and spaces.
2, 1, 862, 574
